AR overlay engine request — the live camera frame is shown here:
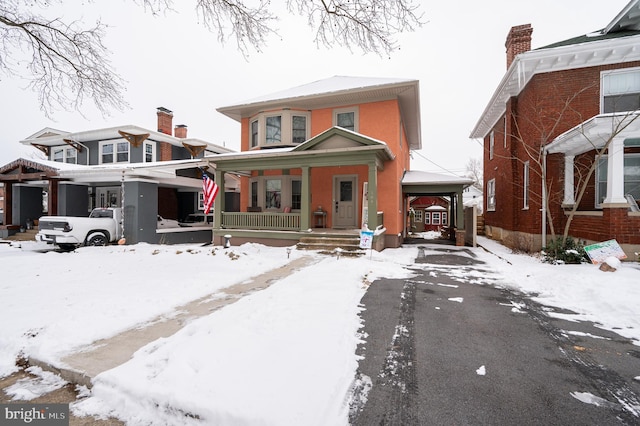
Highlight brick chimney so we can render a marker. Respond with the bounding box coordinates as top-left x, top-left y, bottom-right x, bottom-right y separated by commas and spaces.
156, 107, 173, 161
174, 124, 188, 138
505, 24, 533, 69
